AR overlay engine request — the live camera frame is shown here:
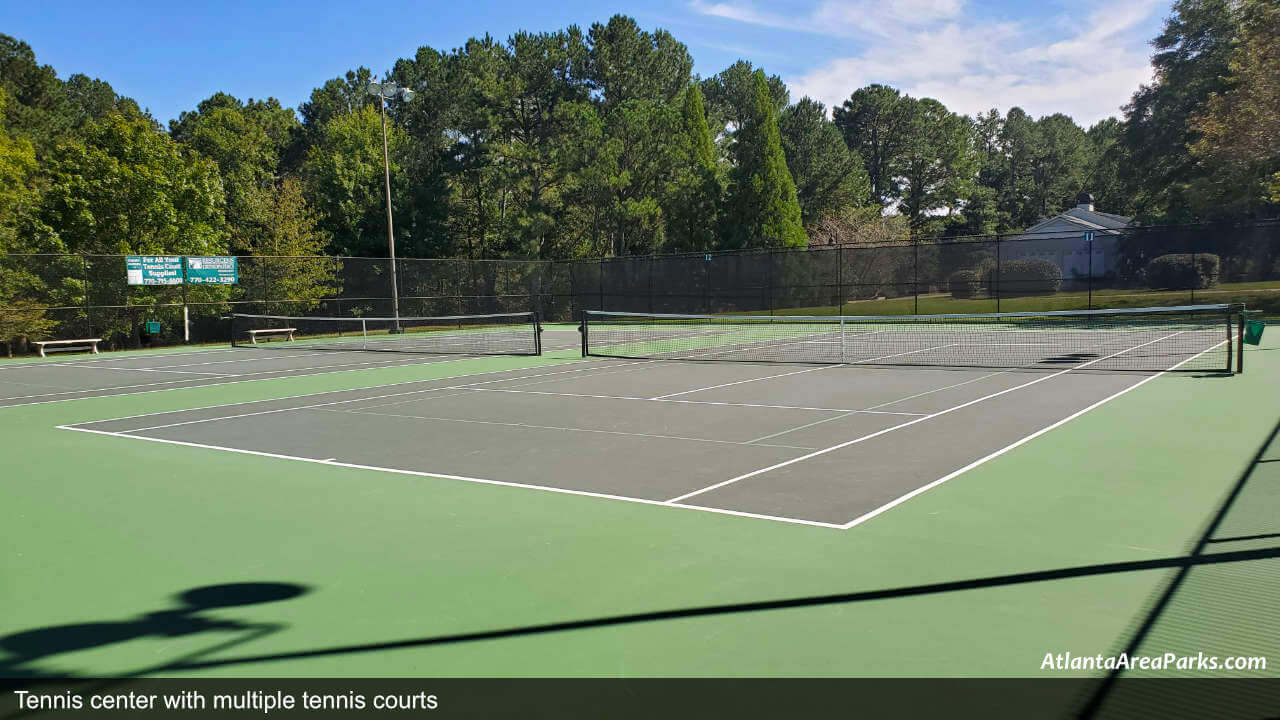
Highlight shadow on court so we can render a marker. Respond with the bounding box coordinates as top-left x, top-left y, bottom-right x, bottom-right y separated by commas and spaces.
0, 582, 308, 679
1076, 415, 1280, 718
